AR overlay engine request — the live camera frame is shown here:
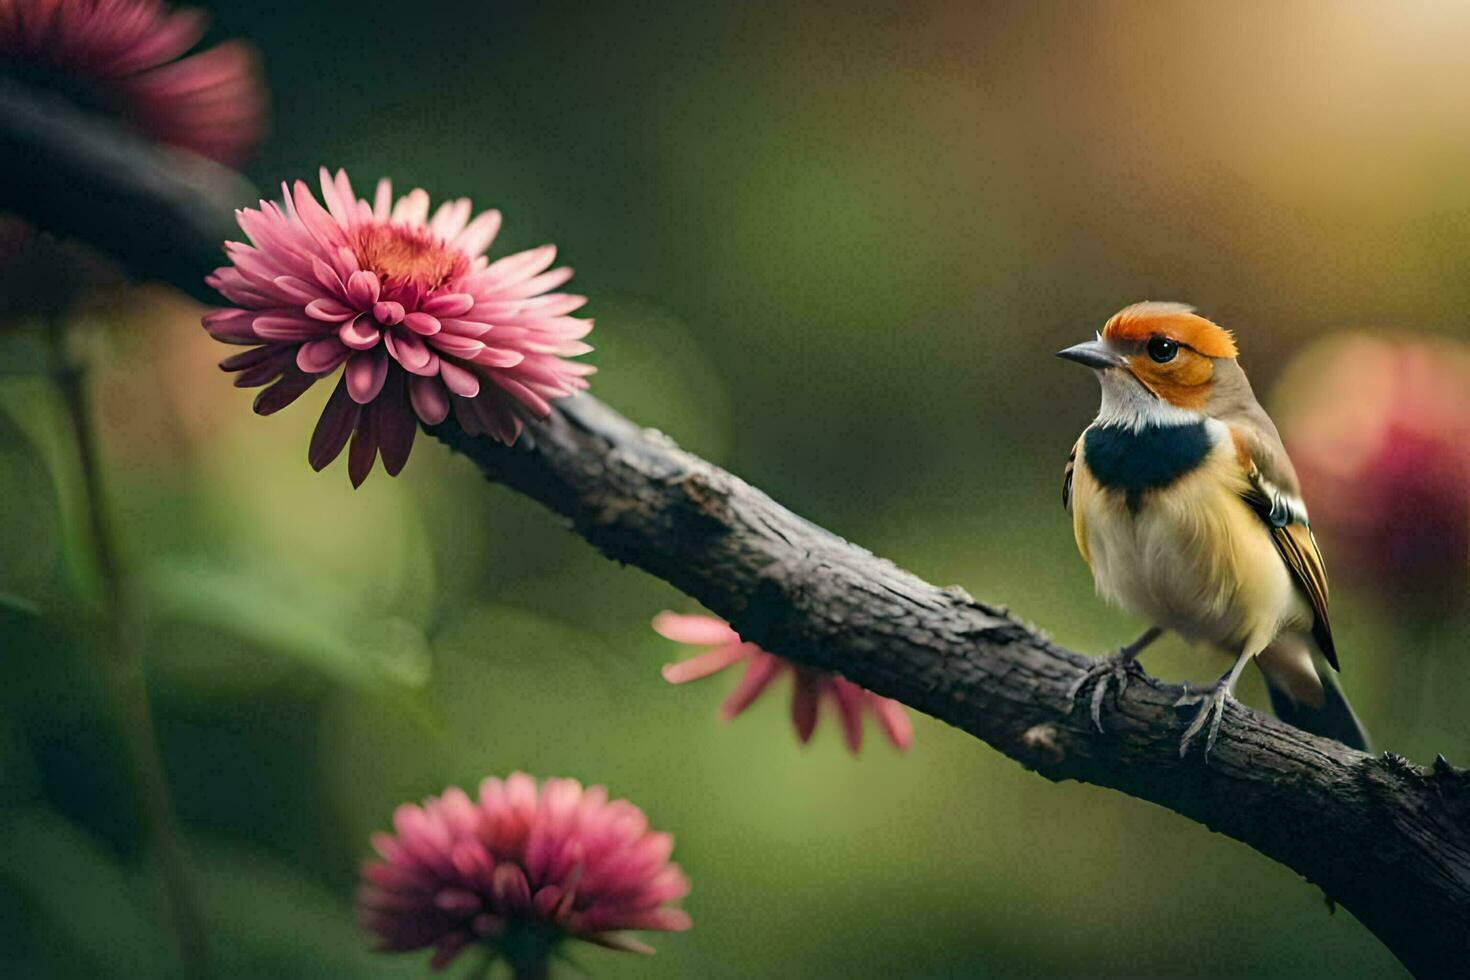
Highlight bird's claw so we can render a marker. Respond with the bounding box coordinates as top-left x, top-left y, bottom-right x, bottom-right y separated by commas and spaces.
1174, 683, 1232, 759
1066, 652, 1147, 732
